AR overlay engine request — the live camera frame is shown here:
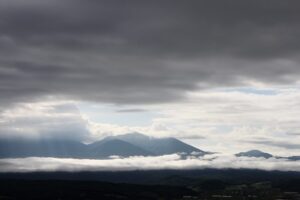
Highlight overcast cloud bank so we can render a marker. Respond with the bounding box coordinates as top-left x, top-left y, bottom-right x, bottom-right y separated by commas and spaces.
0, 0, 300, 107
